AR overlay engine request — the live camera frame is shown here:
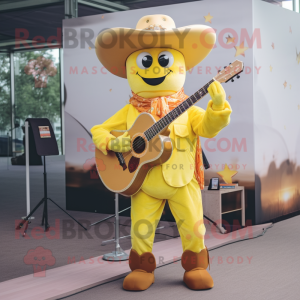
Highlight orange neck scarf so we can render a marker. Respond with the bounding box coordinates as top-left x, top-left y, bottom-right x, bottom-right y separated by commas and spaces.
129, 88, 204, 189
